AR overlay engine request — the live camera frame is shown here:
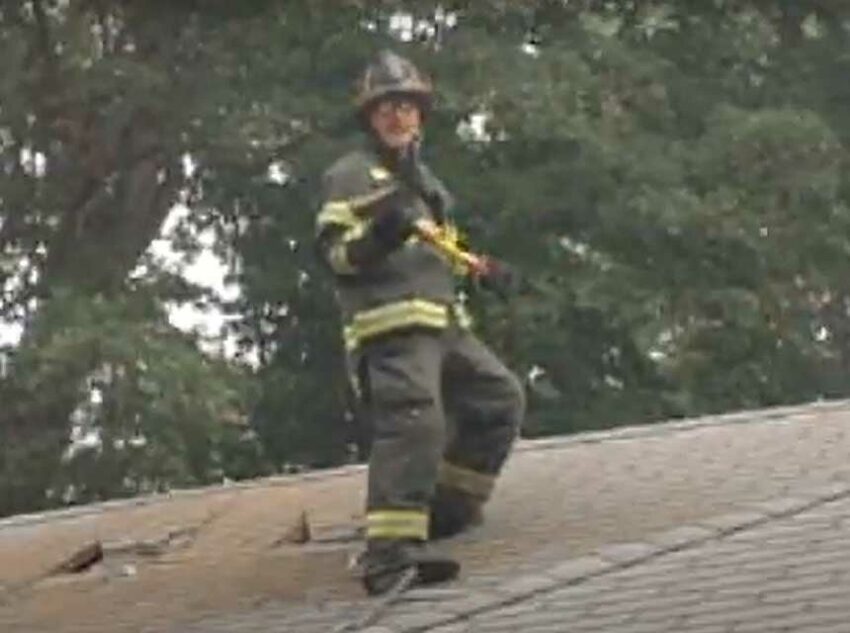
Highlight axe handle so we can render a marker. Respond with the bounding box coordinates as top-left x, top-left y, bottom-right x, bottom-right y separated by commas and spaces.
413, 219, 490, 276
